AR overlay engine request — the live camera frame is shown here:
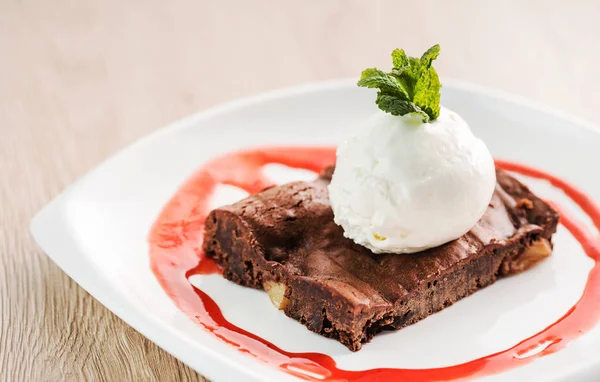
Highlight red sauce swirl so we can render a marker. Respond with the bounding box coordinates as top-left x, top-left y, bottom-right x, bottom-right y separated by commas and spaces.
149, 147, 600, 381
